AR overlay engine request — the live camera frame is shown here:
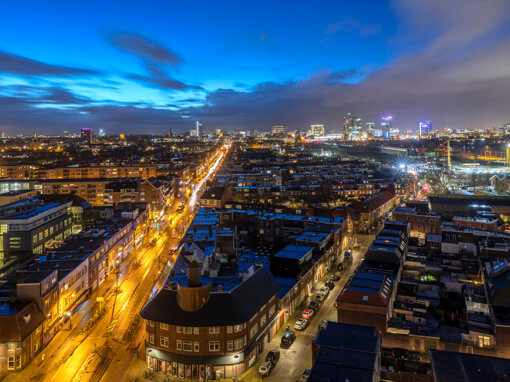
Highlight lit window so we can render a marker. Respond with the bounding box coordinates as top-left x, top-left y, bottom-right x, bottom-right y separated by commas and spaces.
209, 341, 220, 352
209, 326, 220, 334
160, 336, 169, 347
